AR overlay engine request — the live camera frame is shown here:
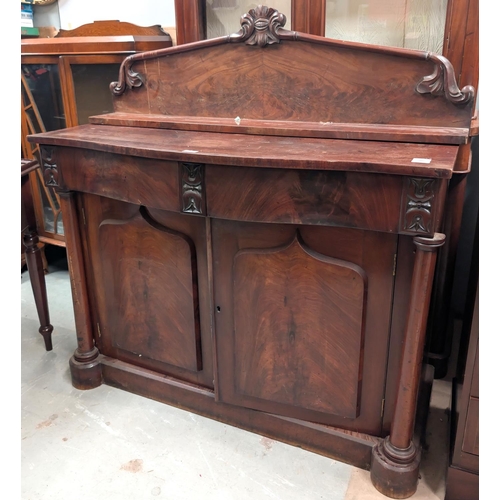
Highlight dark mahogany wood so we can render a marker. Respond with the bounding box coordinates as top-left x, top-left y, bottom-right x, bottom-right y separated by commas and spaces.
424, 0, 479, 379
443, 0, 479, 96
31, 127, 459, 178
90, 112, 469, 145
174, 0, 205, 45
206, 166, 448, 235
110, 45, 472, 131
59, 191, 101, 389
81, 195, 215, 389
292, 0, 326, 37
444, 465, 478, 500
22, 159, 54, 351
446, 283, 479, 500
212, 221, 396, 434
371, 233, 445, 499
26, 8, 475, 498
98, 207, 202, 372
